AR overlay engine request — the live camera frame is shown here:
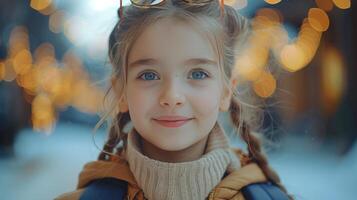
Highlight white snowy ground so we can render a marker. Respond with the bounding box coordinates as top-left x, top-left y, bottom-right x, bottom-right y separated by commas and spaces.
0, 122, 356, 200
